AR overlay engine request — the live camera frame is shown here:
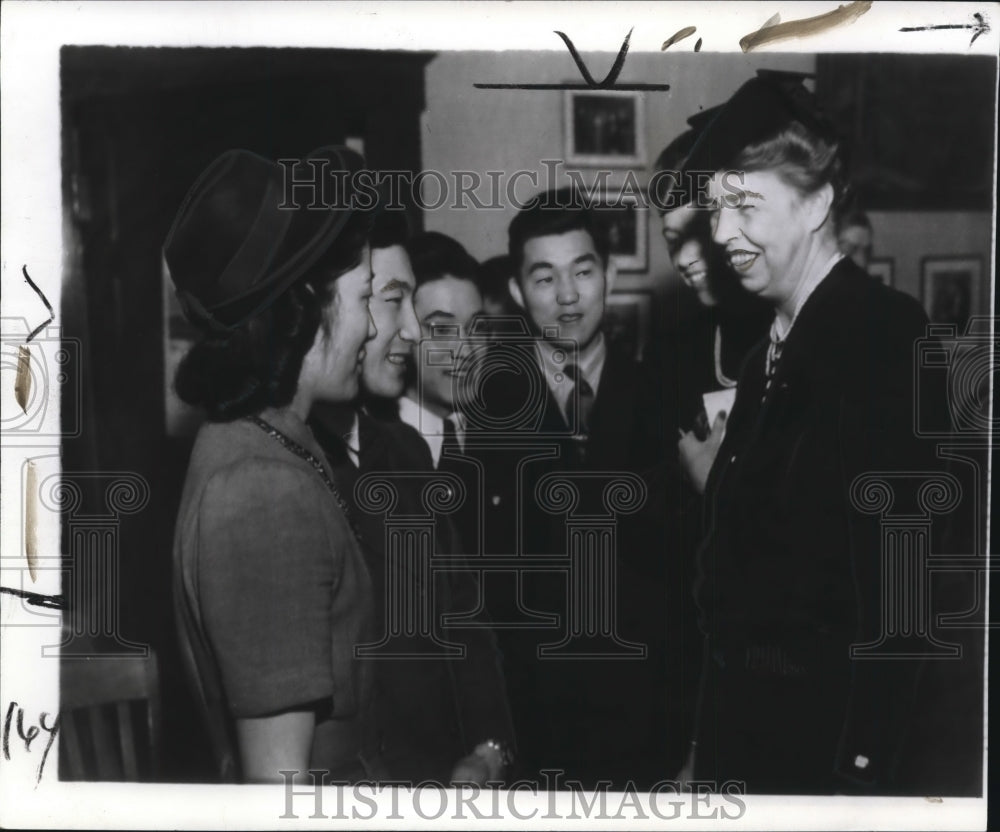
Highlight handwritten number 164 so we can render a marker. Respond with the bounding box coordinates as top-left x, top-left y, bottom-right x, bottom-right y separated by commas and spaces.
3, 701, 59, 785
